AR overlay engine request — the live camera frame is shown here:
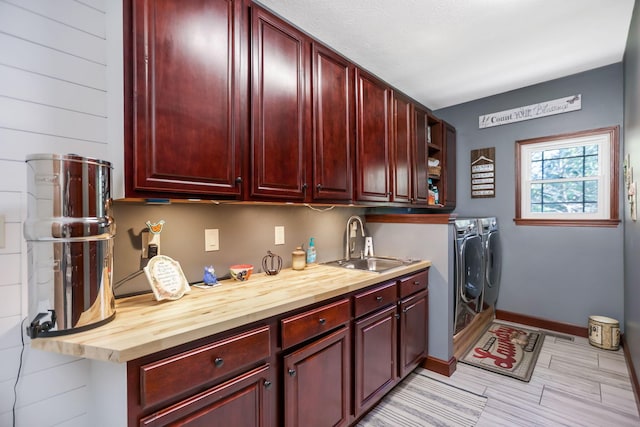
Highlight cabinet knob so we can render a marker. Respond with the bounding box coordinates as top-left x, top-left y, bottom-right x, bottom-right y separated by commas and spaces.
318, 318, 326, 325
395, 313, 400, 319
316, 184, 322, 190
288, 368, 297, 377
213, 357, 224, 367
263, 380, 272, 389
375, 296, 383, 302
302, 183, 308, 191
235, 176, 243, 184
414, 281, 421, 286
